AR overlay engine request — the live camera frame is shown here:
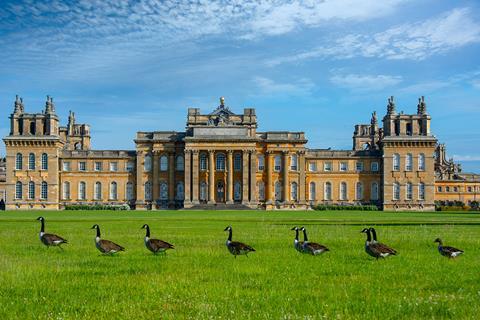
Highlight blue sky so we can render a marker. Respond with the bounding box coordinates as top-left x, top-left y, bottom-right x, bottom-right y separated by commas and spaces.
1, 0, 479, 172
